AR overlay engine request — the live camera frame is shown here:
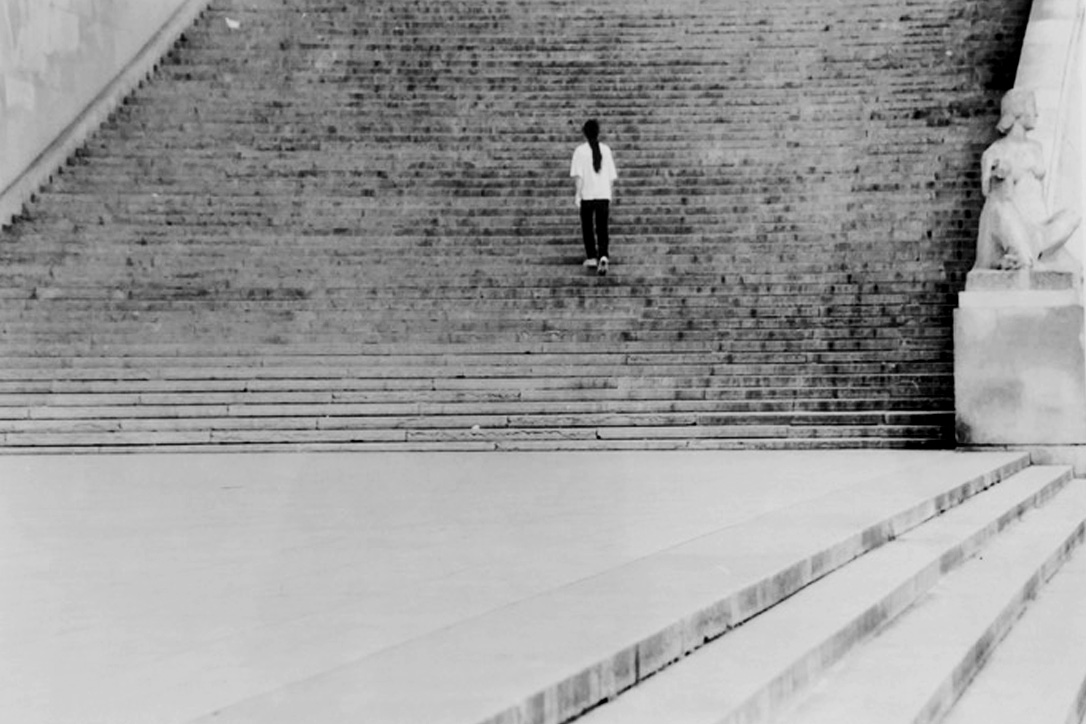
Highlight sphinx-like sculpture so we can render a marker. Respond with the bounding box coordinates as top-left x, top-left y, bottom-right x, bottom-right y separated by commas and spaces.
974, 88, 1081, 270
